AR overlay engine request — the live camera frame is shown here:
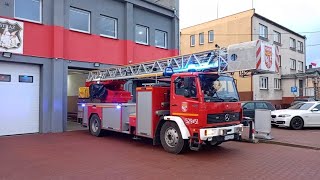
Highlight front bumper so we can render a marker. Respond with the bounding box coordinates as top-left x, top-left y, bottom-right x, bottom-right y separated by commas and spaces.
199, 124, 243, 141
271, 117, 291, 127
